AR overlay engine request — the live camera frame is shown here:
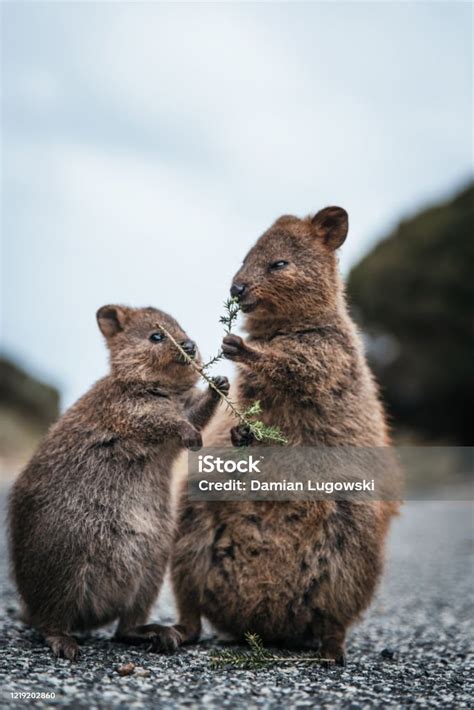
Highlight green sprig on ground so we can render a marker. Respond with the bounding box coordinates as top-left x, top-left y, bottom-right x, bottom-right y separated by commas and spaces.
210, 632, 334, 670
